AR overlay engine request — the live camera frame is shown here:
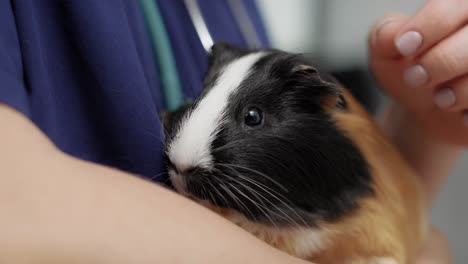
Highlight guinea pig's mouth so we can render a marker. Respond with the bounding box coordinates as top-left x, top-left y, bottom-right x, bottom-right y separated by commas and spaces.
167, 167, 314, 228
168, 170, 192, 197
168, 169, 213, 204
